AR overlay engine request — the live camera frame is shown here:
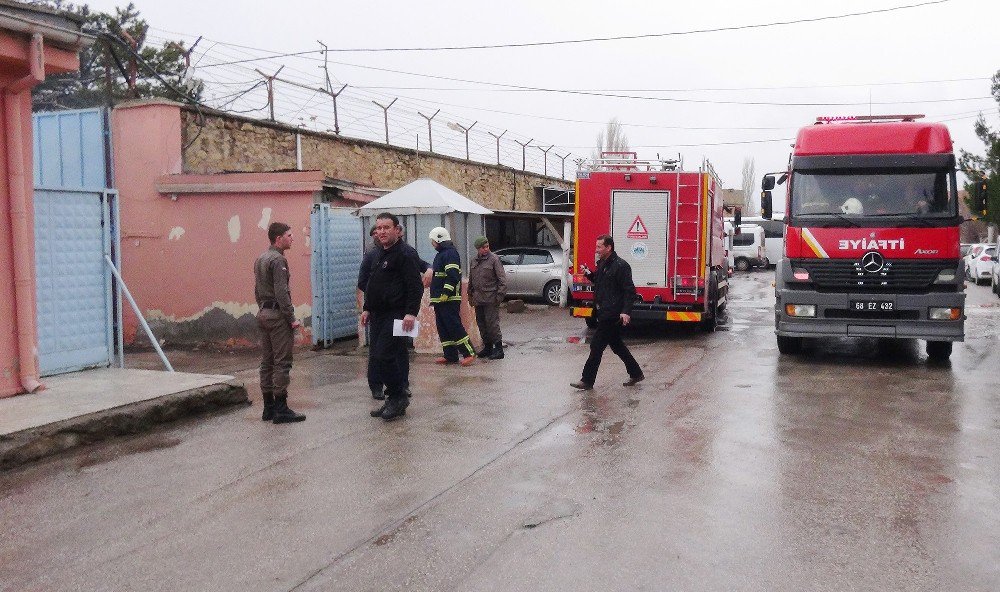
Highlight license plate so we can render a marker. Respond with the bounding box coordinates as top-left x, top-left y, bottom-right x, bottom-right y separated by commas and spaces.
851, 300, 894, 312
